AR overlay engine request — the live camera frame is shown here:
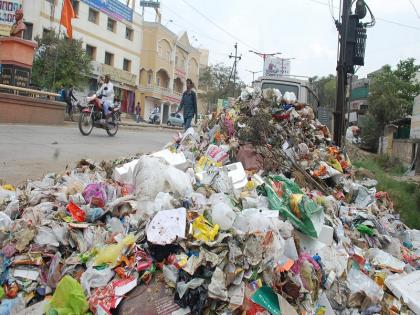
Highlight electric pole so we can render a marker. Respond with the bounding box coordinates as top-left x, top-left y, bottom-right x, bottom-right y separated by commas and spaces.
229, 43, 241, 98
334, 0, 351, 147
